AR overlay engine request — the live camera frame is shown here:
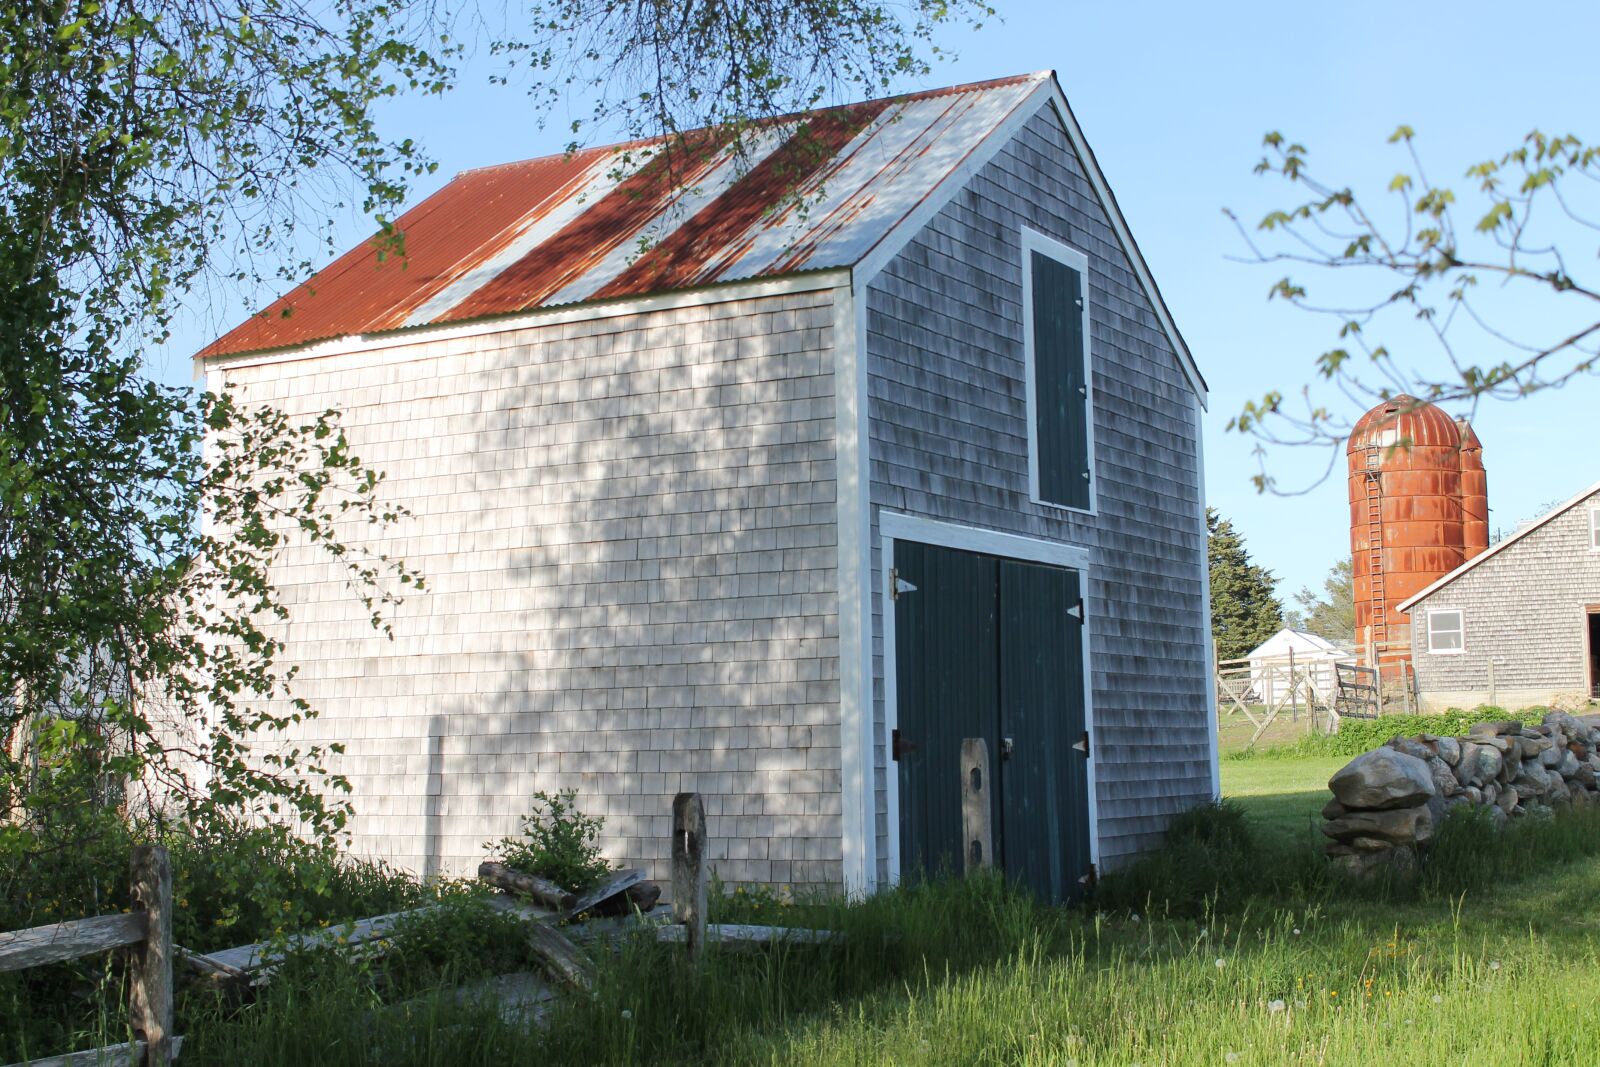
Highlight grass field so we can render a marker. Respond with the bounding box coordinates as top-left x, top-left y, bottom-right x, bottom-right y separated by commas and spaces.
14, 756, 1600, 1065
